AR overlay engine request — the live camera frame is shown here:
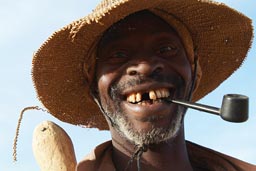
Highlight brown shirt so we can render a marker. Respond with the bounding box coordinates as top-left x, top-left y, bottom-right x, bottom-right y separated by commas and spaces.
77, 141, 256, 171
